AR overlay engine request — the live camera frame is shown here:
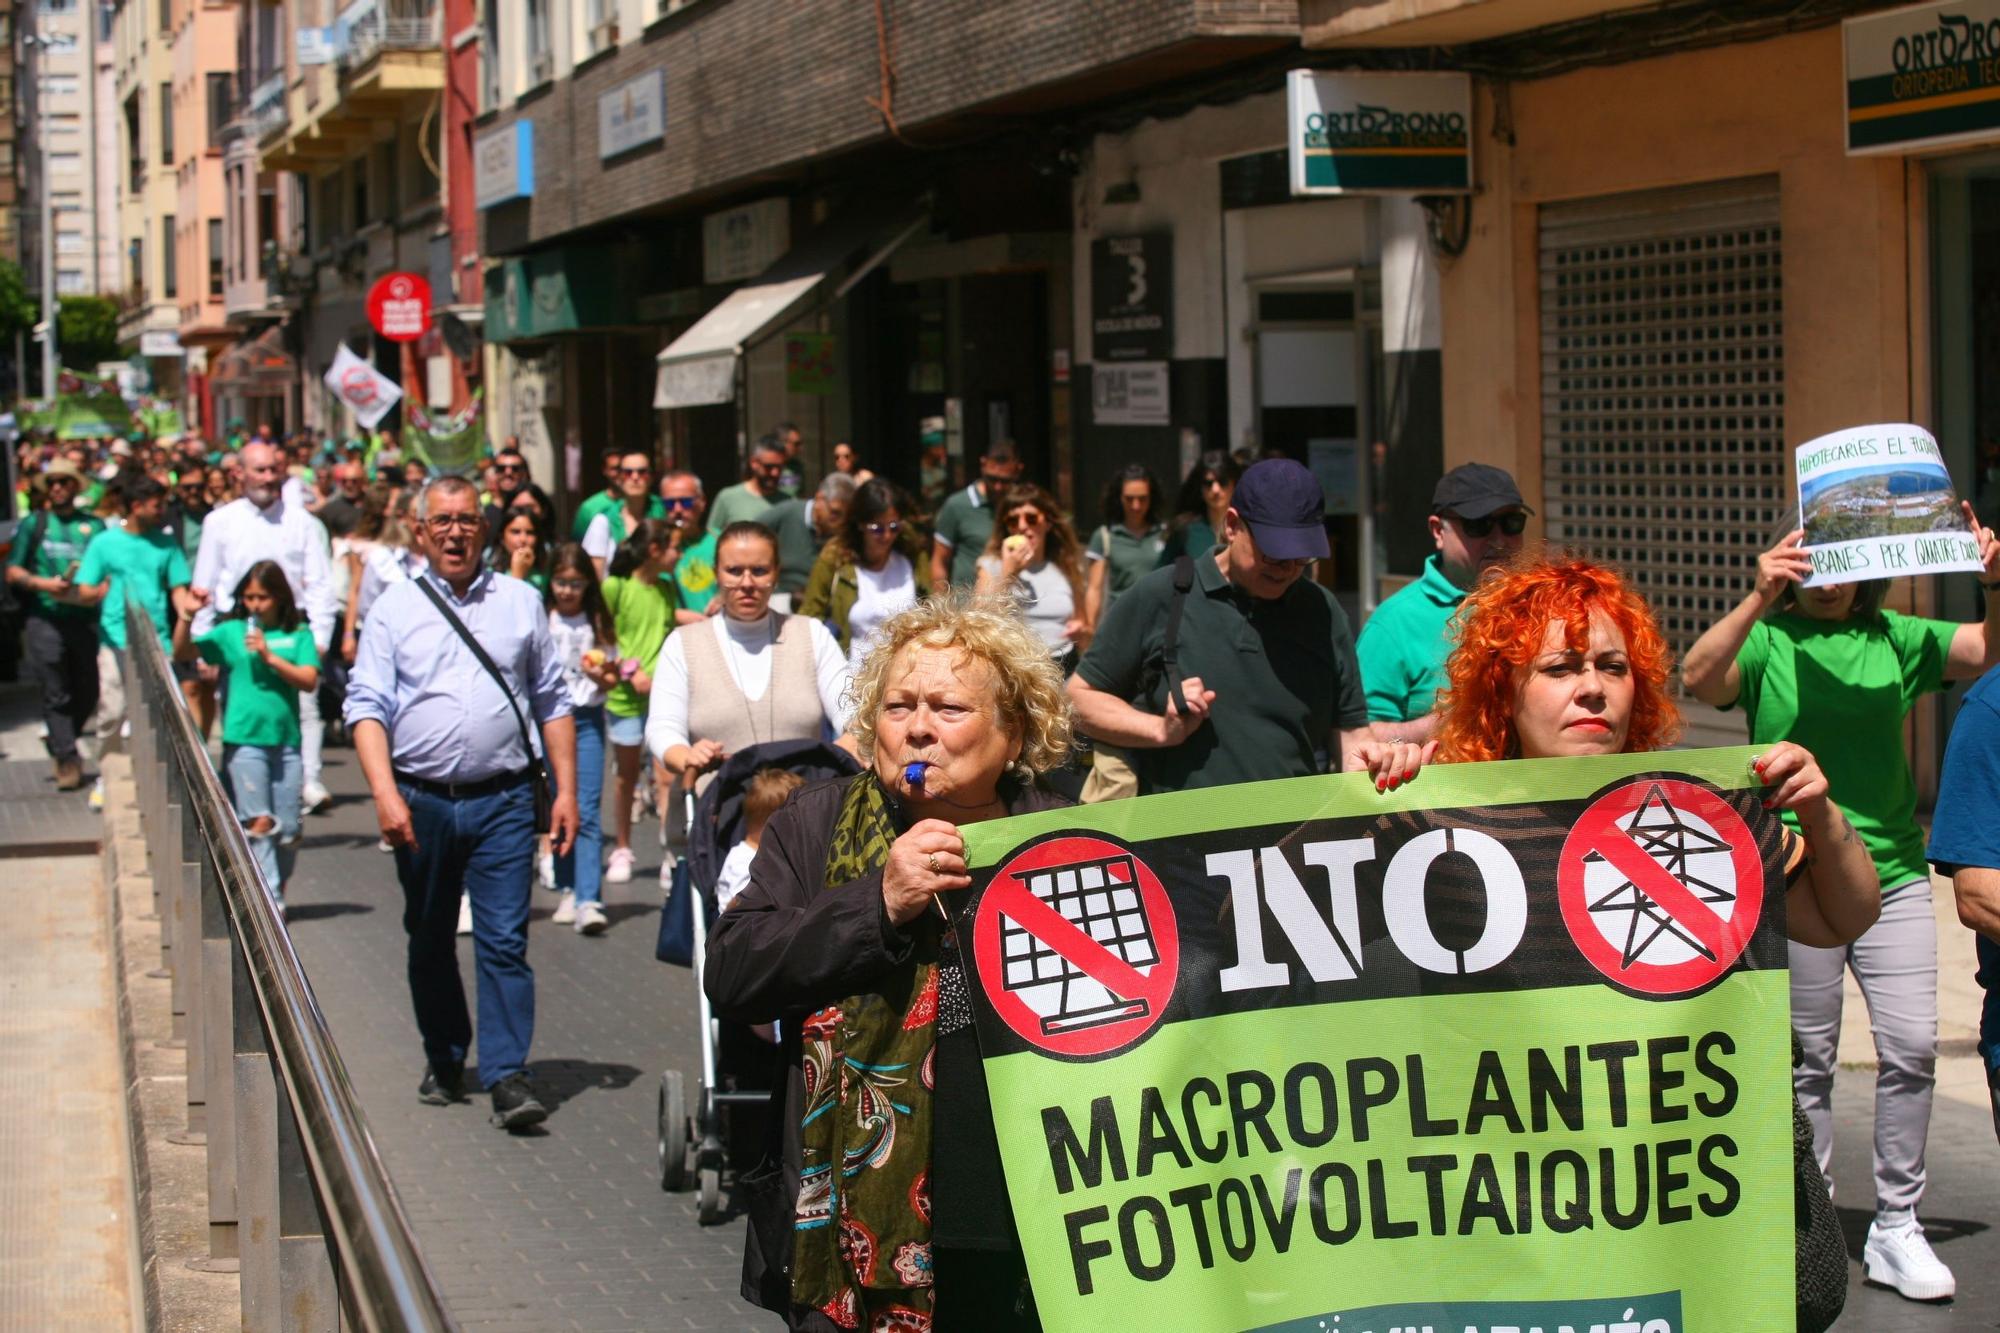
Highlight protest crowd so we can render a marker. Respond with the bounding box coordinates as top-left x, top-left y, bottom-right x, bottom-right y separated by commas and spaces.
12, 414, 2000, 1333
